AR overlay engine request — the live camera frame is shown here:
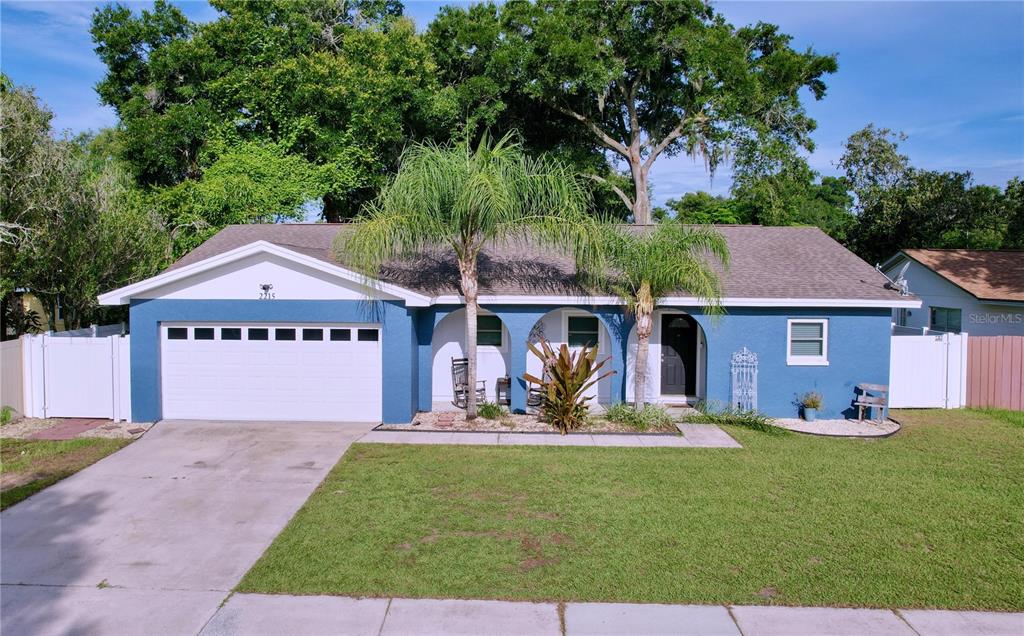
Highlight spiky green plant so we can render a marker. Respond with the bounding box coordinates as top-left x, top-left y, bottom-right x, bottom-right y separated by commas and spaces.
338, 132, 604, 419
603, 224, 729, 406
523, 338, 614, 434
